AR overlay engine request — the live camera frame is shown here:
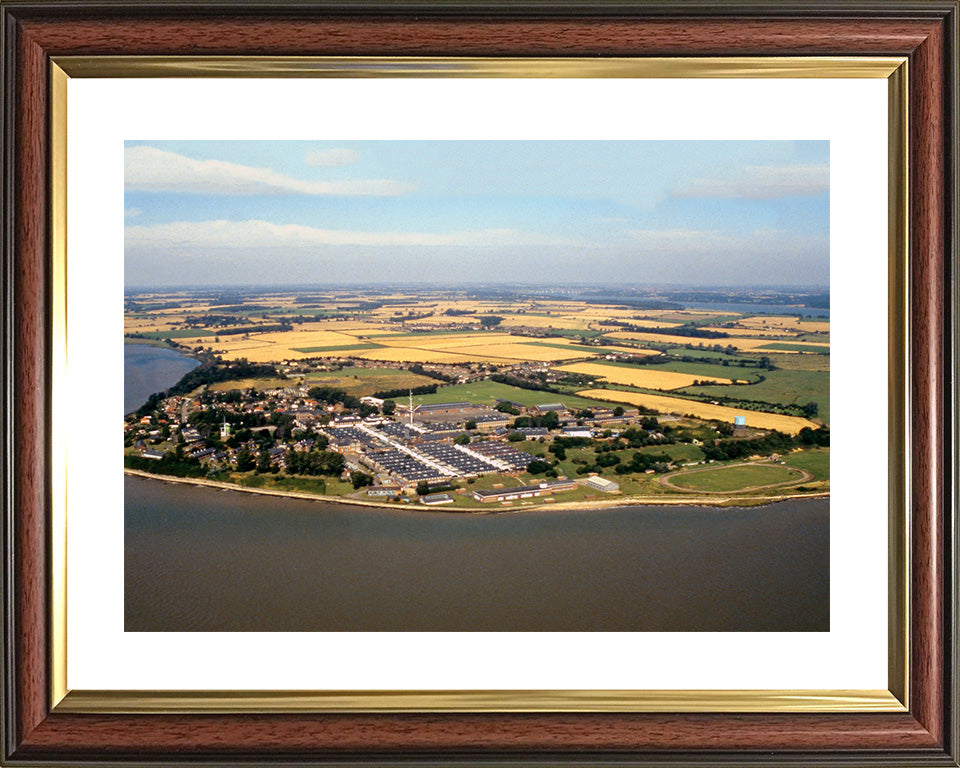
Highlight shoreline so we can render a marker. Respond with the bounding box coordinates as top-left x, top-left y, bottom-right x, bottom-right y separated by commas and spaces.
123, 468, 829, 512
